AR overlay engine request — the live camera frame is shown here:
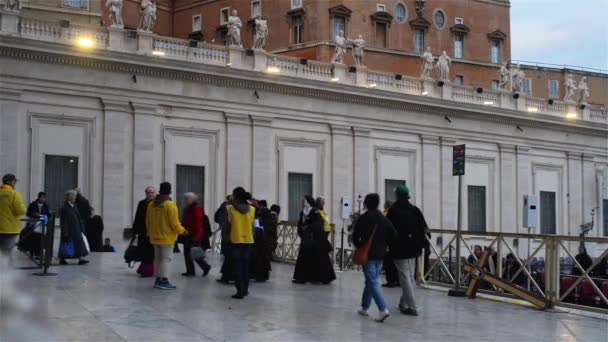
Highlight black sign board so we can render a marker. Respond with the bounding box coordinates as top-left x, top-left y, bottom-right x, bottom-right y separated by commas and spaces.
453, 144, 465, 176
